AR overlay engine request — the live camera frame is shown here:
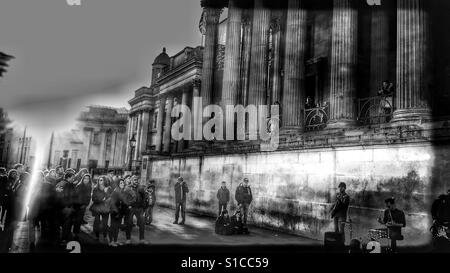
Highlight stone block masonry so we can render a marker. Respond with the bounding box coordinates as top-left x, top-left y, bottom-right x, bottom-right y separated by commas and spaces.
150, 139, 449, 246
